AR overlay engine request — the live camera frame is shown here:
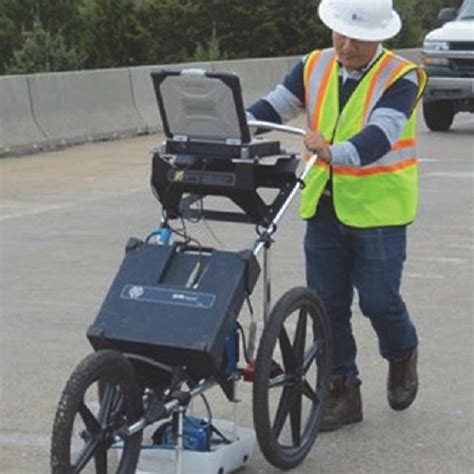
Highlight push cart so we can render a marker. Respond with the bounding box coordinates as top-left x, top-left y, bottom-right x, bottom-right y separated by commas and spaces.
50, 69, 332, 474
